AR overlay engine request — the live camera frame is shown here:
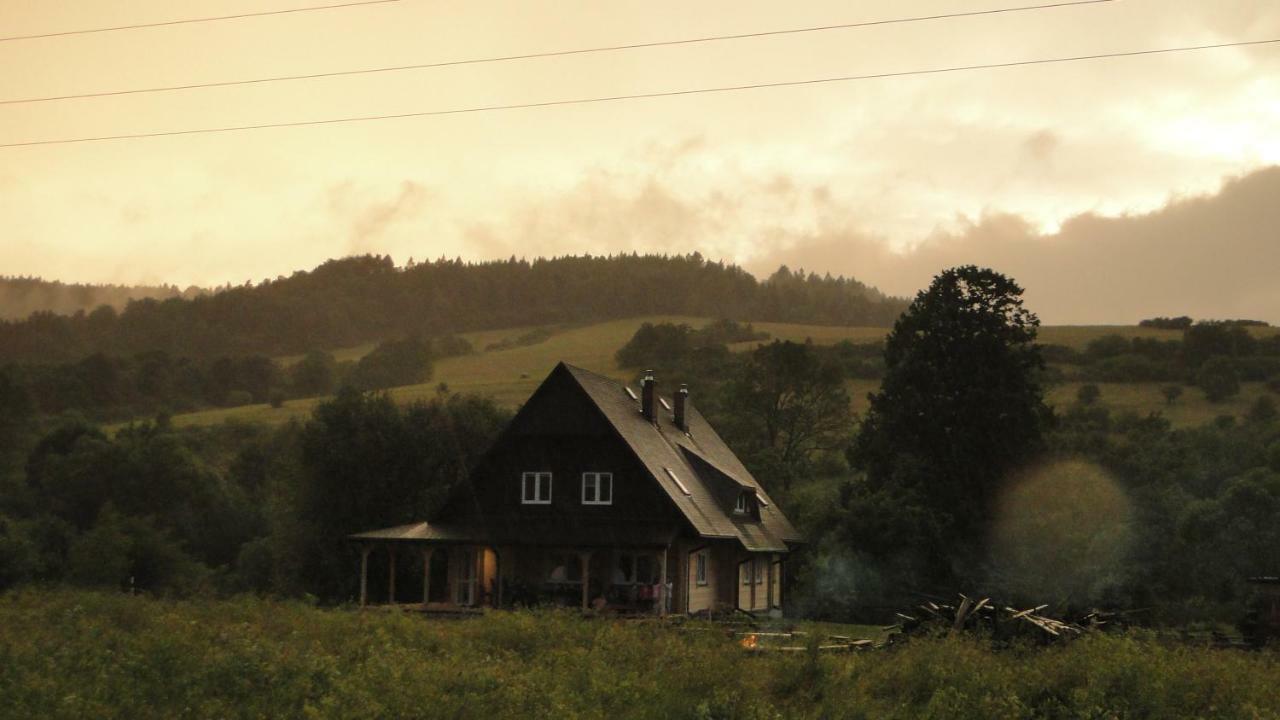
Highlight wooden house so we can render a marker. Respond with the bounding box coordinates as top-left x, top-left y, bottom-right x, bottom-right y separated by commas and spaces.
350, 362, 803, 616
